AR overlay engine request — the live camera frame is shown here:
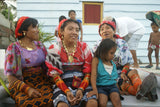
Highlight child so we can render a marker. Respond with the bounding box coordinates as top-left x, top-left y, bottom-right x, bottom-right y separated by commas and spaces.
68, 10, 83, 42
145, 22, 160, 69
87, 39, 121, 107
54, 15, 66, 41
